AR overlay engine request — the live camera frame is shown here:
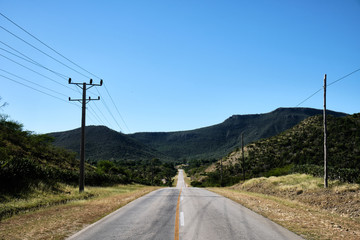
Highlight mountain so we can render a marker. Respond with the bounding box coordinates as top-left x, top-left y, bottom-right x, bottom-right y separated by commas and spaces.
192, 113, 360, 186
48, 108, 346, 162
130, 108, 347, 160
48, 125, 166, 162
